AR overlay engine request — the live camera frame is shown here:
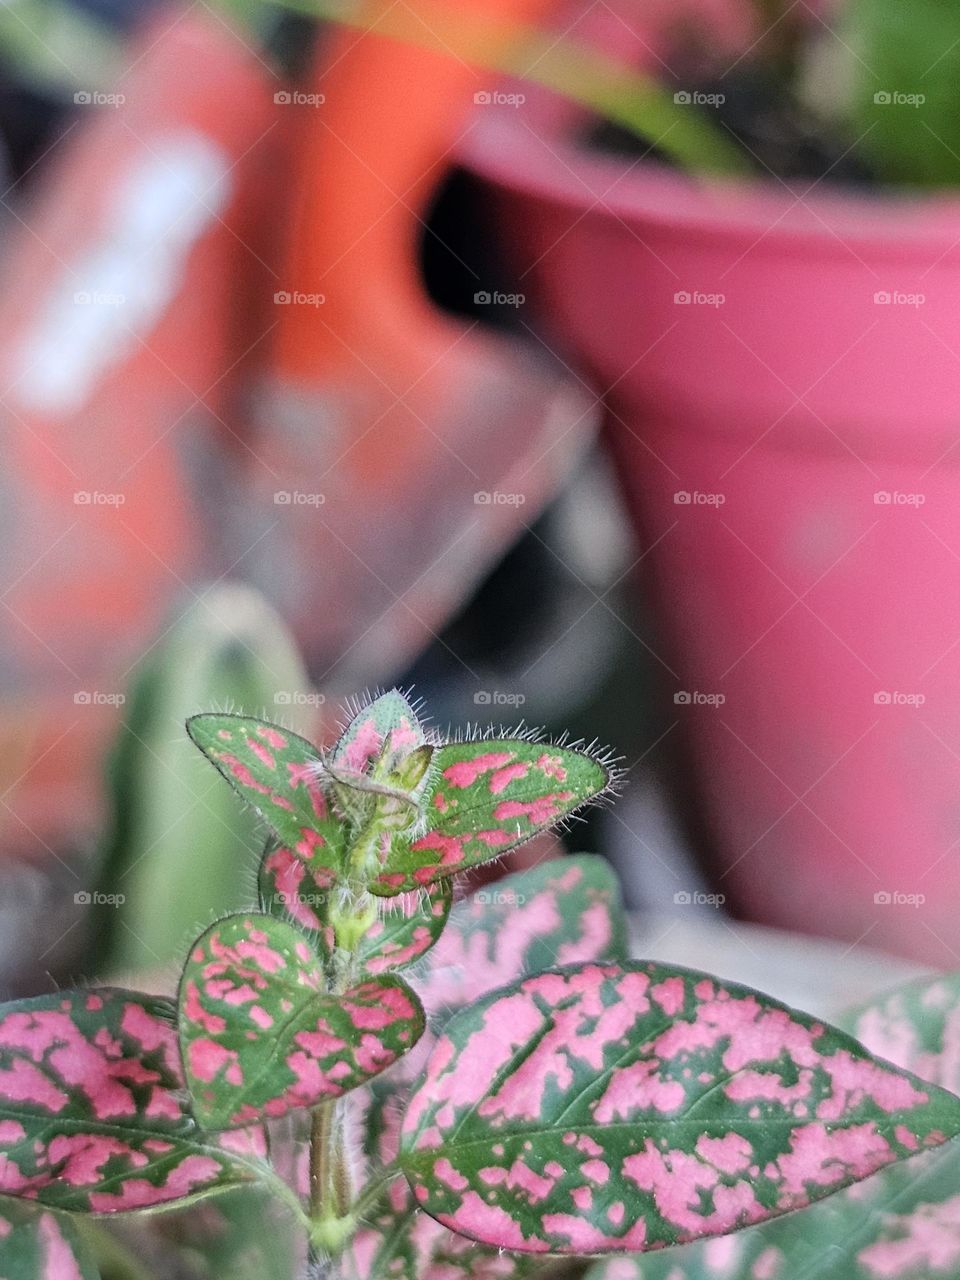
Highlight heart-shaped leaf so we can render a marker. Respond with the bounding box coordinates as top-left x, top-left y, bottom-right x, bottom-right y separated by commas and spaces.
258, 839, 336, 956
186, 714, 344, 868
179, 914, 424, 1128
0, 989, 254, 1212
333, 691, 426, 775
0, 1202, 99, 1280
372, 741, 610, 894
400, 962, 960, 1255
360, 882, 453, 976
415, 855, 628, 1019
259, 840, 448, 970
331, 694, 432, 834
